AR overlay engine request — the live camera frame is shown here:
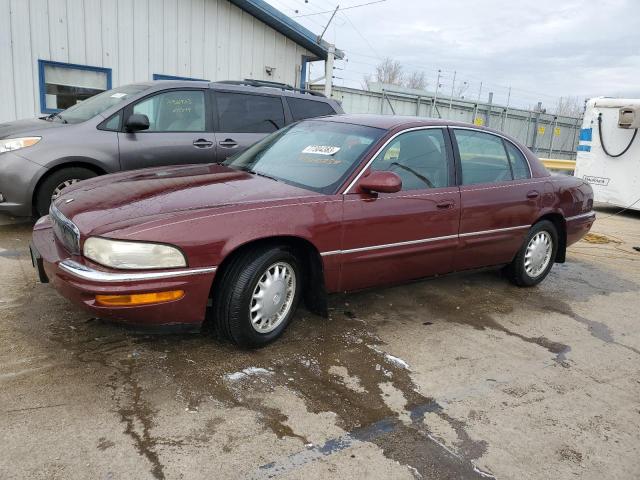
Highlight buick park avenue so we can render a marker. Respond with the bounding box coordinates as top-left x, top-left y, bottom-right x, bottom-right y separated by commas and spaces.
31, 115, 595, 348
